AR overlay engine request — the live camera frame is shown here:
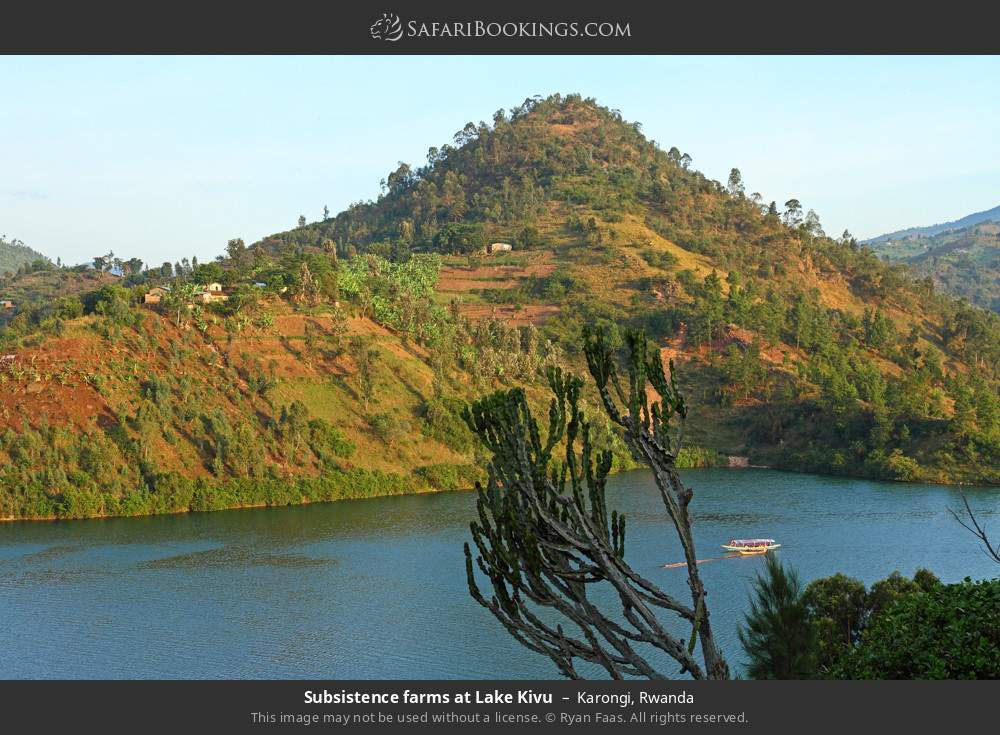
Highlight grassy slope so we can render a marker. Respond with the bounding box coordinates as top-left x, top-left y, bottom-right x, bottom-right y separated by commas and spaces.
0, 300, 489, 520
431, 202, 960, 454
